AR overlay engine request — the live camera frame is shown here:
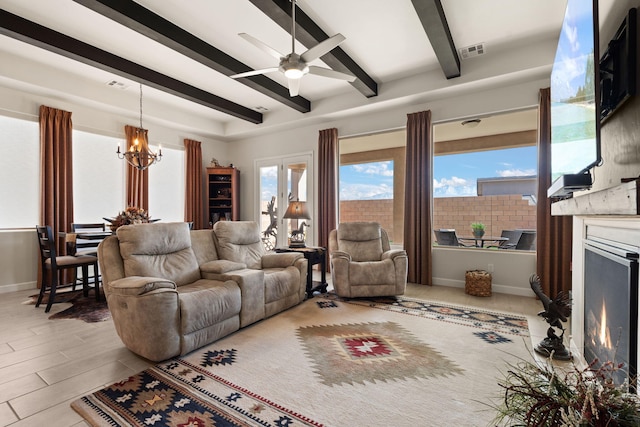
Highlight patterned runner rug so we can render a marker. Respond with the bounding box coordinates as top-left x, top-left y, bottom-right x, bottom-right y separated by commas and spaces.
71, 294, 531, 426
